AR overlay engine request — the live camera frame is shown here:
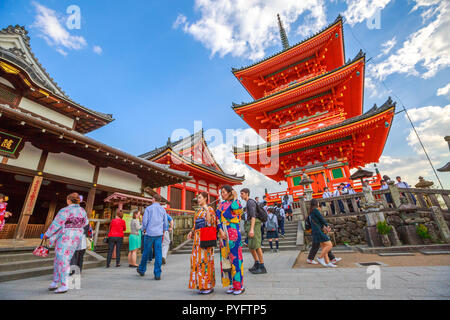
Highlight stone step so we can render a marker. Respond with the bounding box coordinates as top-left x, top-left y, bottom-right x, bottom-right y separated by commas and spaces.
0, 254, 97, 272
0, 251, 56, 263
0, 259, 104, 283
